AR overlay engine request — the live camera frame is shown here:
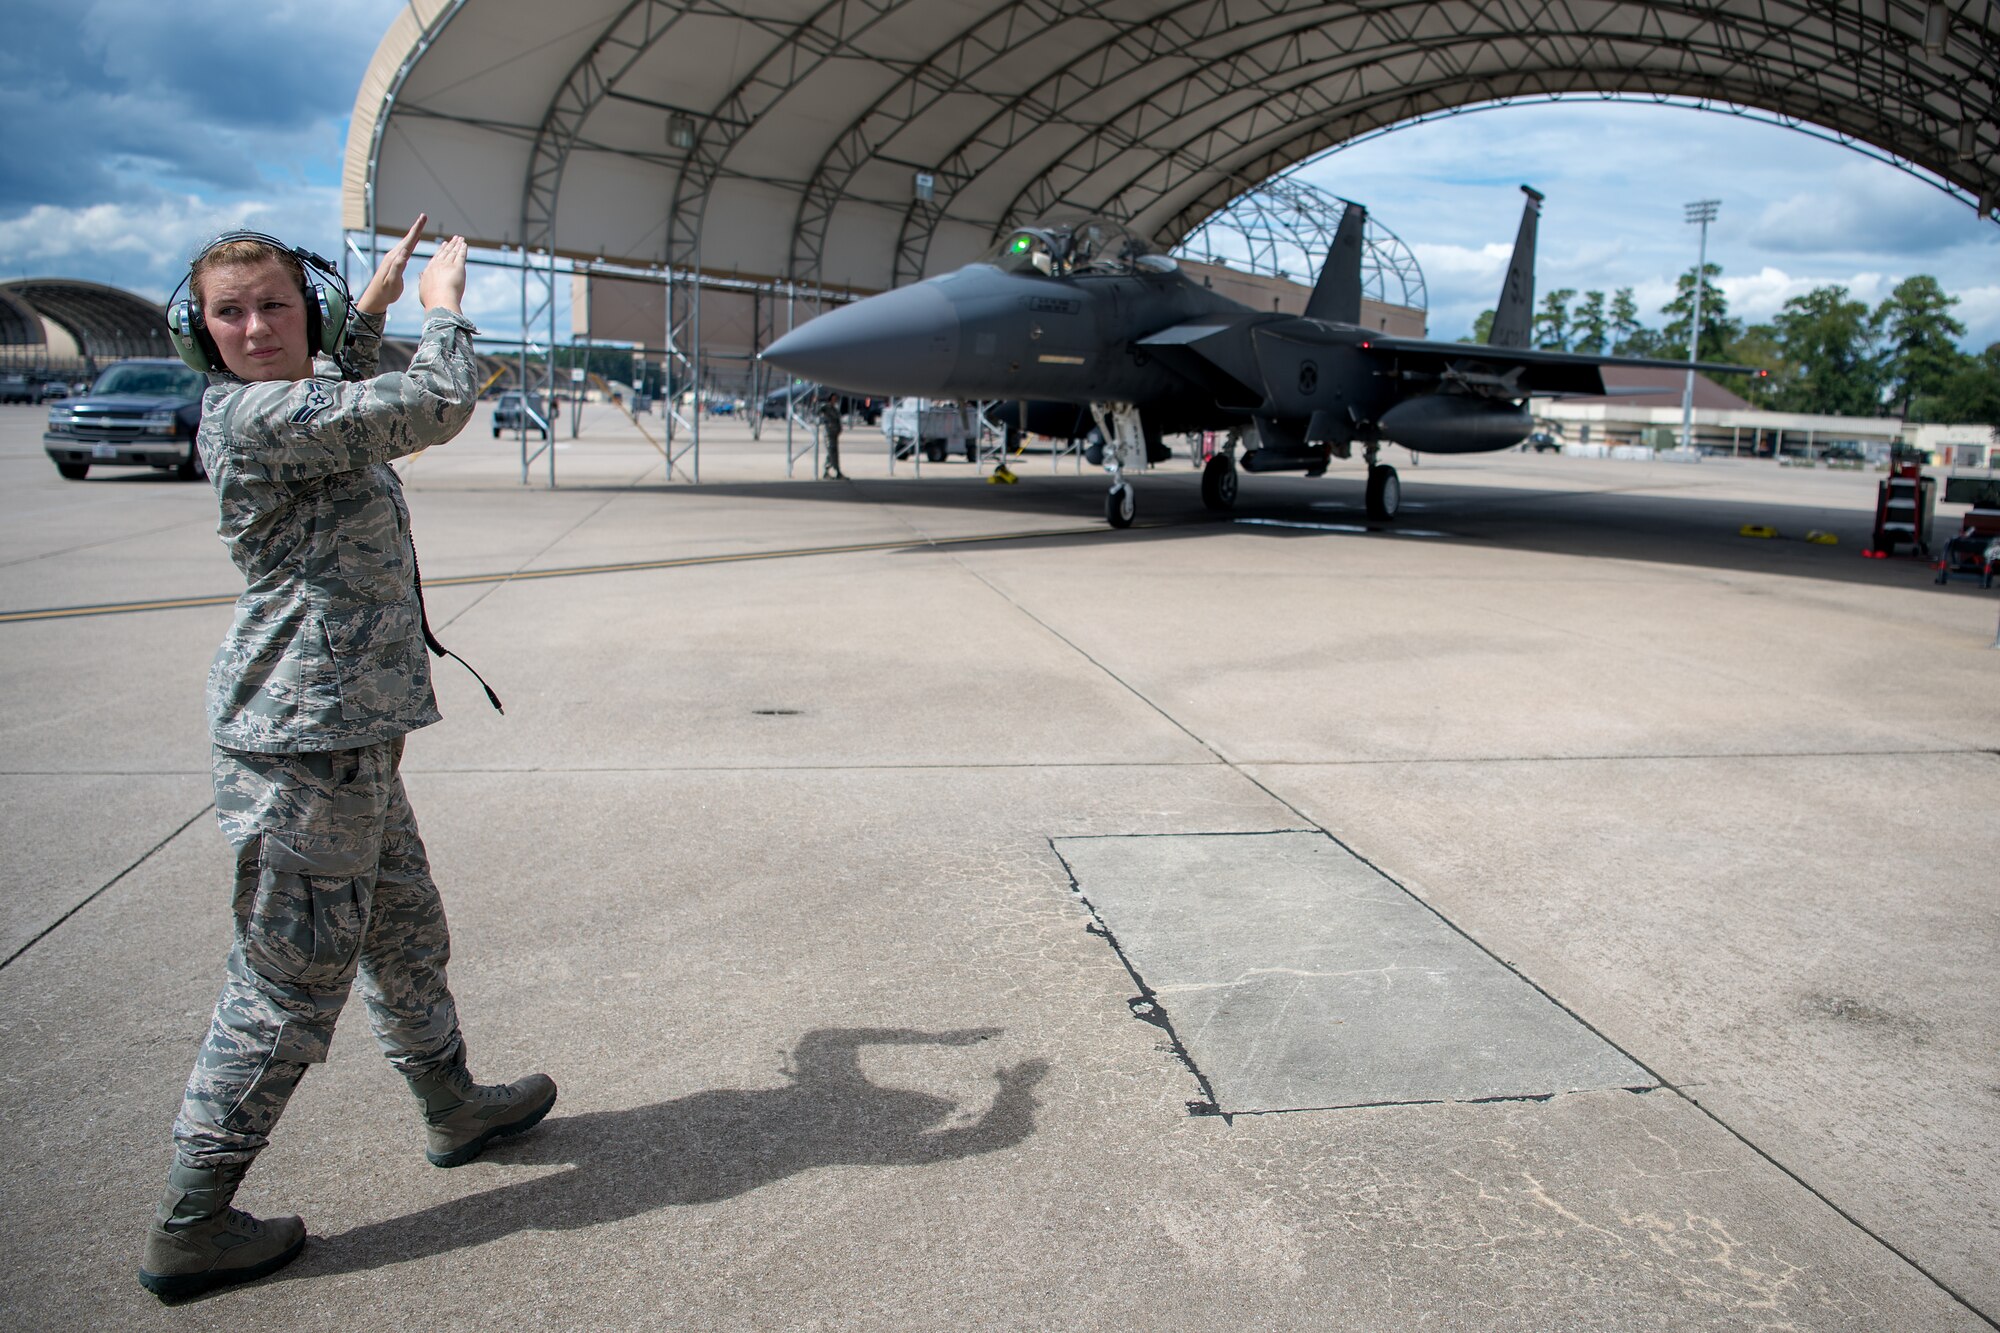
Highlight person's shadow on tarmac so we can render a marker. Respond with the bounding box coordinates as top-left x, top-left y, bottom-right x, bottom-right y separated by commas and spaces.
290, 1027, 1048, 1278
